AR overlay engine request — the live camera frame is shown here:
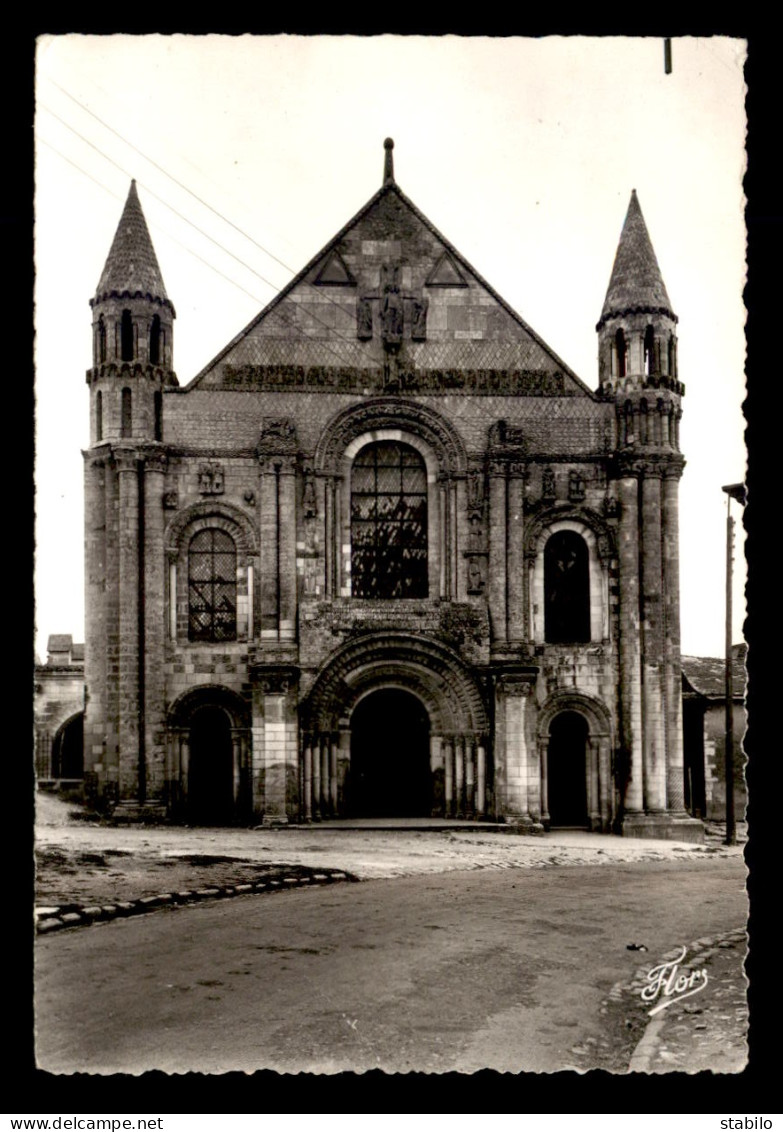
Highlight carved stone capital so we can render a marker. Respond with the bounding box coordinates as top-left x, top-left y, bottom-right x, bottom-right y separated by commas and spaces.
252, 665, 300, 695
